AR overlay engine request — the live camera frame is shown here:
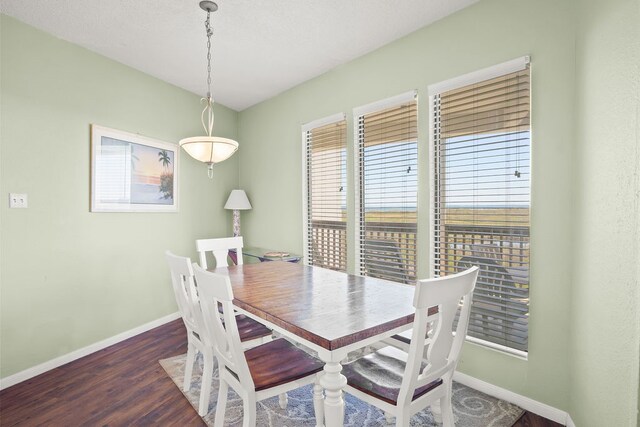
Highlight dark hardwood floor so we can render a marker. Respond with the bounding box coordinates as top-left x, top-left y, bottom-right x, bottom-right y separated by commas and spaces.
0, 319, 205, 426
0, 319, 562, 426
